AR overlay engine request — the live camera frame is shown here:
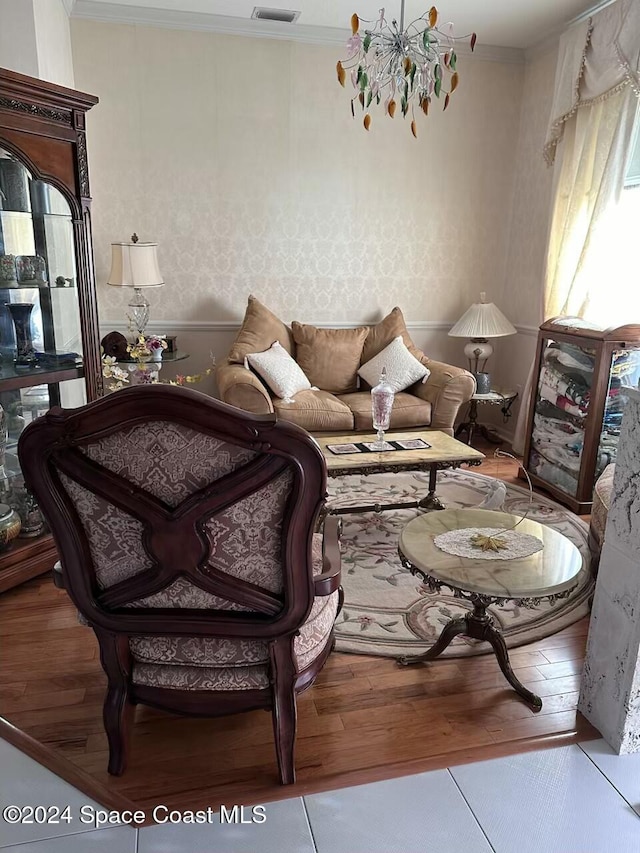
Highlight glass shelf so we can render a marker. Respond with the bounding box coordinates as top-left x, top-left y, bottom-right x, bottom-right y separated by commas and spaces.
0, 362, 84, 393
0, 148, 87, 549
115, 350, 189, 365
